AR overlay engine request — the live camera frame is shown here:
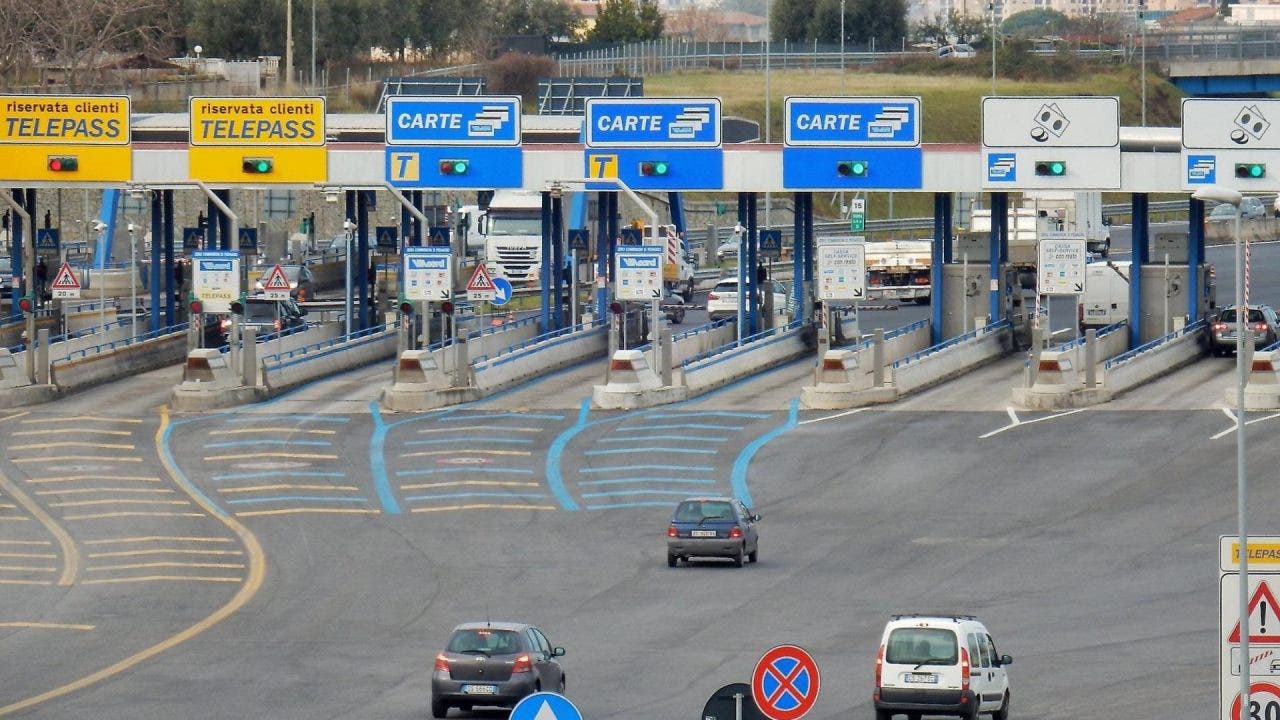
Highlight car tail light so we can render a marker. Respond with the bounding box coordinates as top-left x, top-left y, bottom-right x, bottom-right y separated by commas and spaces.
729, 526, 743, 539
1213, 322, 1228, 332
667, 525, 678, 537
434, 654, 450, 674
220, 318, 231, 332
960, 647, 970, 694
511, 654, 532, 673
1254, 322, 1268, 333
913, 275, 929, 285
875, 644, 884, 689
707, 292, 719, 301
297, 289, 307, 302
